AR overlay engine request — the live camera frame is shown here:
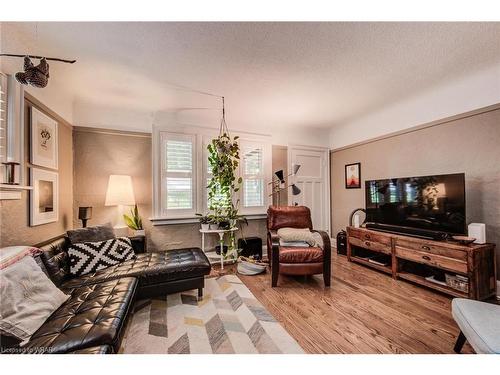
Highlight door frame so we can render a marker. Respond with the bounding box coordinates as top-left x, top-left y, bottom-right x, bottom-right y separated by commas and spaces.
287, 144, 331, 235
